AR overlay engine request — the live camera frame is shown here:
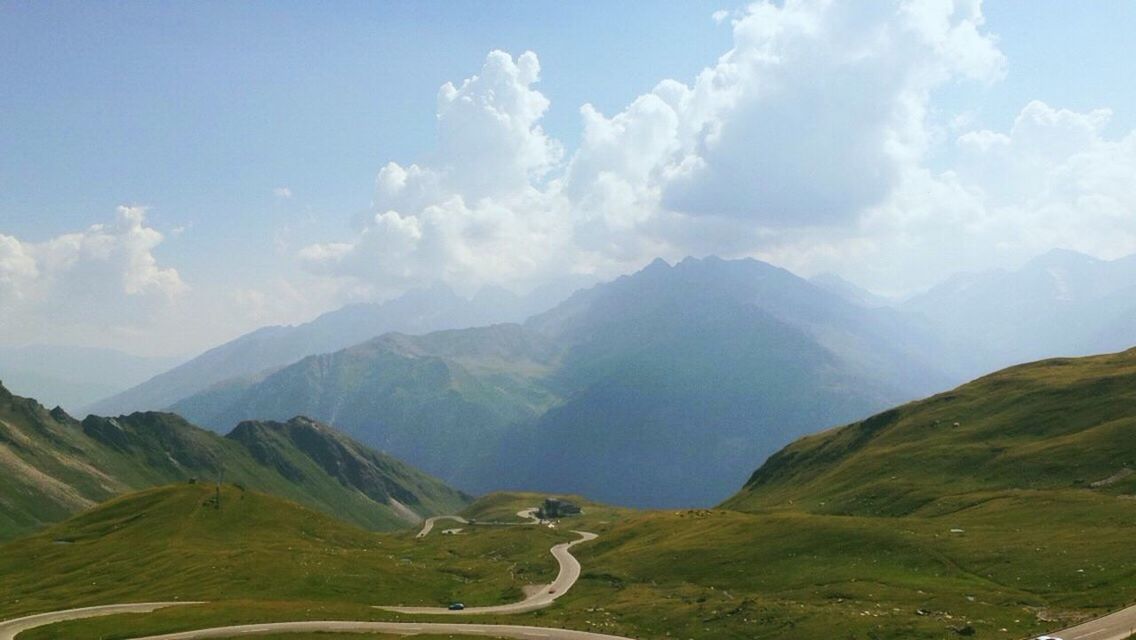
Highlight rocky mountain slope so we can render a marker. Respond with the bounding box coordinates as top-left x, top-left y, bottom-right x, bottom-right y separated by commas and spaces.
0, 382, 468, 540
